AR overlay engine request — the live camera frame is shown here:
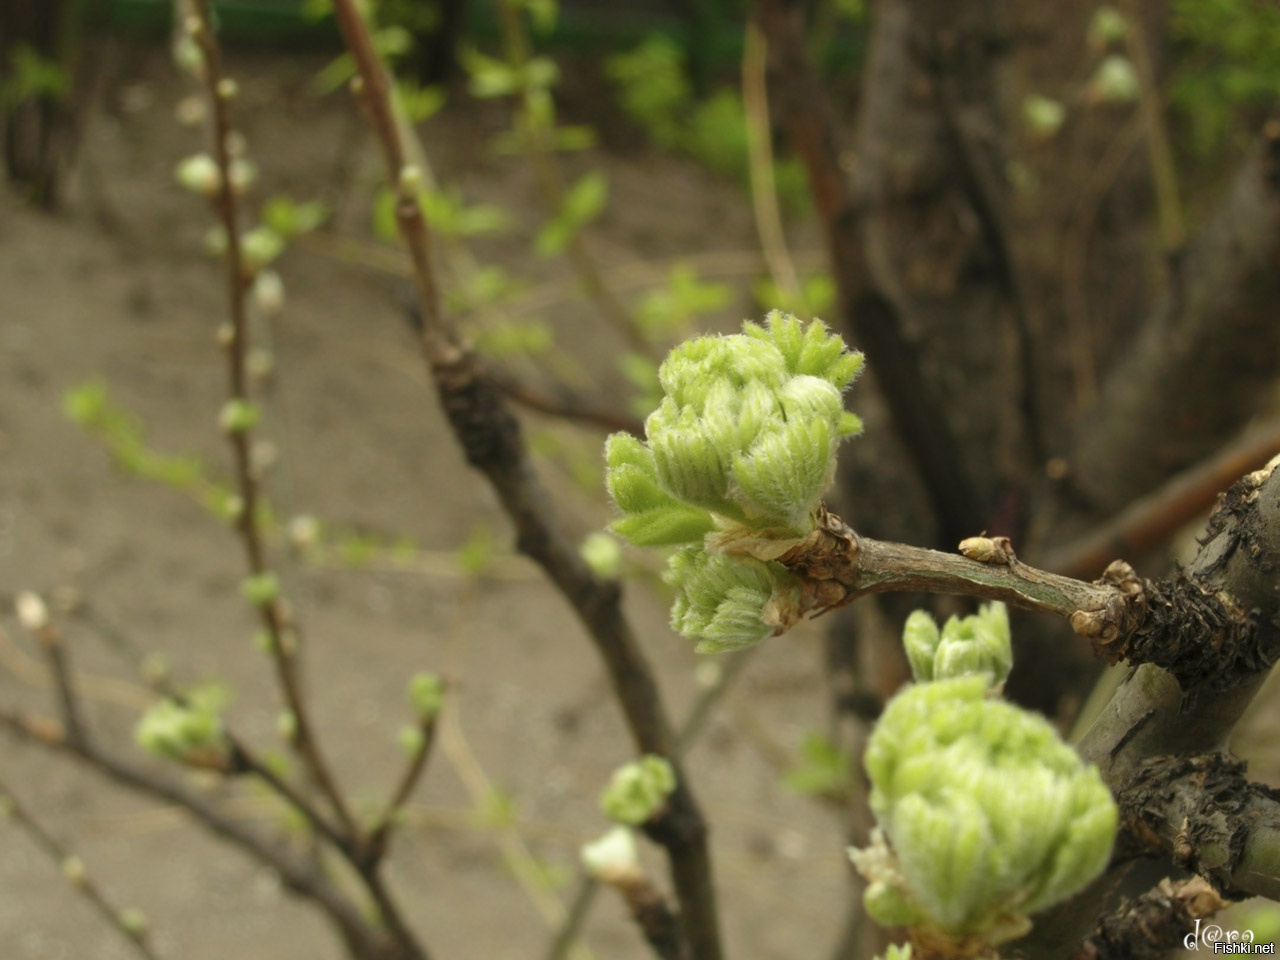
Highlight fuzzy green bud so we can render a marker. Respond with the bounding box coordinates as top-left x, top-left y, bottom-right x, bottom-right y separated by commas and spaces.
665, 547, 801, 653
604, 312, 863, 651
903, 603, 1012, 687
854, 675, 1117, 944
135, 699, 227, 768
408, 672, 444, 722
610, 311, 863, 536
601, 754, 677, 826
